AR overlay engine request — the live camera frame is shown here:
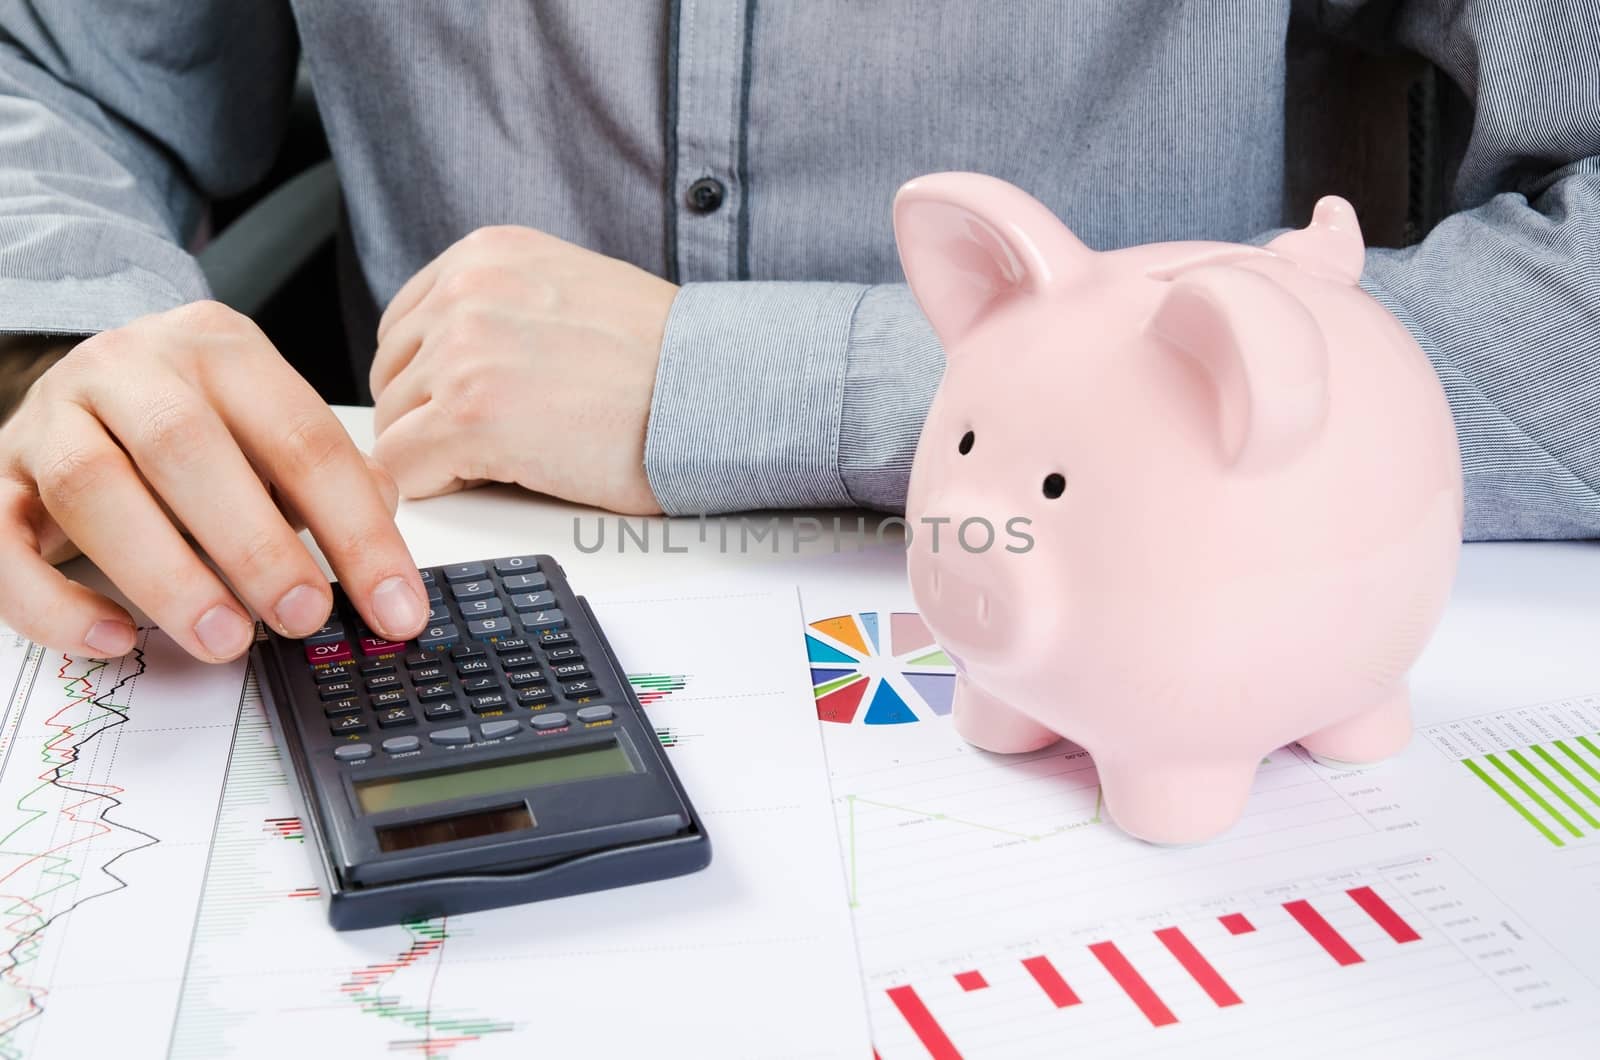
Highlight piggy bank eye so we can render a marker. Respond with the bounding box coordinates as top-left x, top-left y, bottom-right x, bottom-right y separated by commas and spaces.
958, 430, 975, 455
1042, 473, 1066, 499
